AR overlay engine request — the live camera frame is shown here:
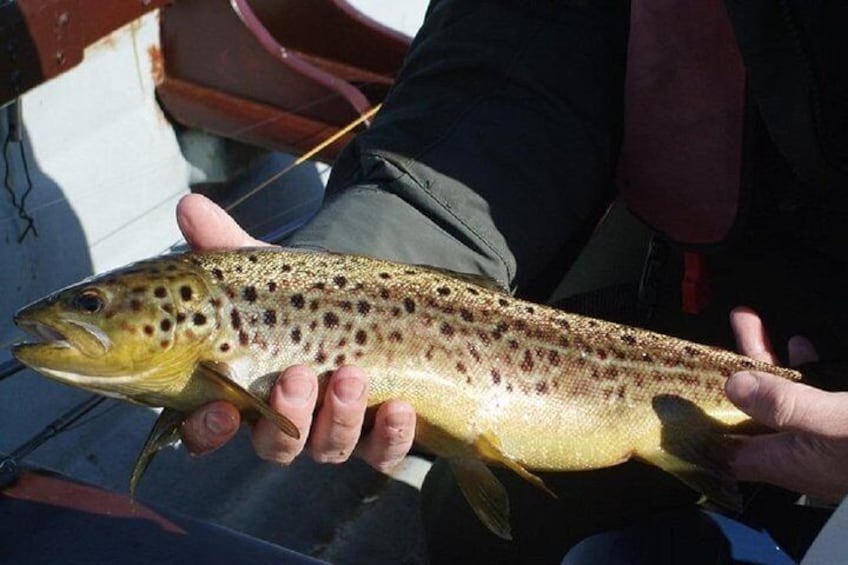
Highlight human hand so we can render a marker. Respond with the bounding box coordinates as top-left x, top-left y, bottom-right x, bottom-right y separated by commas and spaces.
175, 194, 416, 472
726, 307, 848, 503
